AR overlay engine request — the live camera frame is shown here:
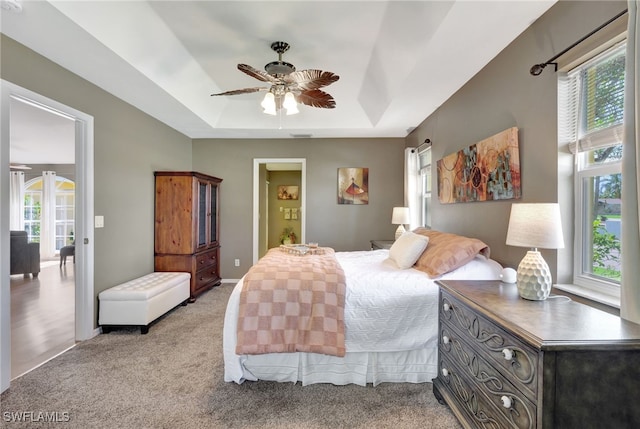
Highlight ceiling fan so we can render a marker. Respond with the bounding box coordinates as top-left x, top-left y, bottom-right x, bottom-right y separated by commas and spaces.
211, 41, 339, 114
10, 163, 31, 170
